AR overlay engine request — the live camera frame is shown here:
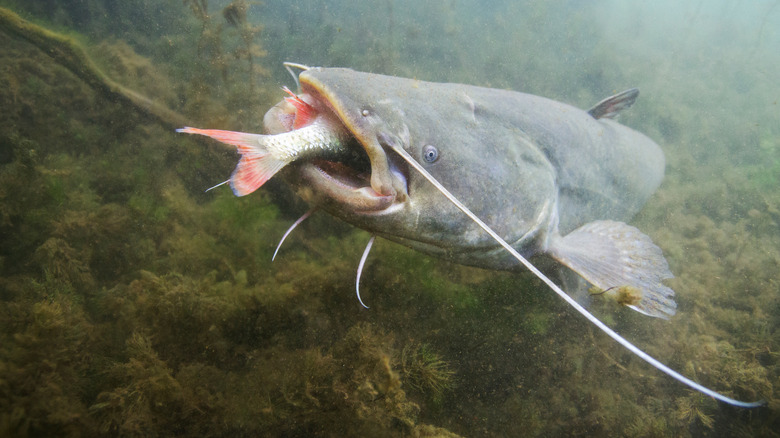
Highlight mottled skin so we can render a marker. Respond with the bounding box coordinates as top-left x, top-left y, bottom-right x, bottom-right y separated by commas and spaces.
269, 67, 665, 270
